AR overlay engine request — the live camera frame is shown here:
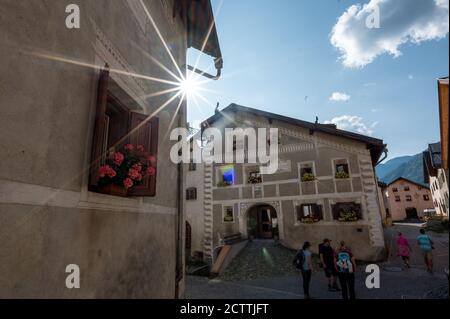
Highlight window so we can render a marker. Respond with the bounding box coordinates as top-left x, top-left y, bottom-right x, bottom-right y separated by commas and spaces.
423, 194, 430, 201
404, 186, 410, 191
406, 195, 412, 201
334, 160, 349, 179
392, 188, 398, 192
300, 163, 315, 182
186, 187, 197, 200
218, 165, 235, 187
89, 65, 159, 196
223, 206, 234, 223
188, 162, 197, 171
332, 202, 362, 221
395, 196, 401, 202
248, 171, 262, 184
296, 204, 323, 222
